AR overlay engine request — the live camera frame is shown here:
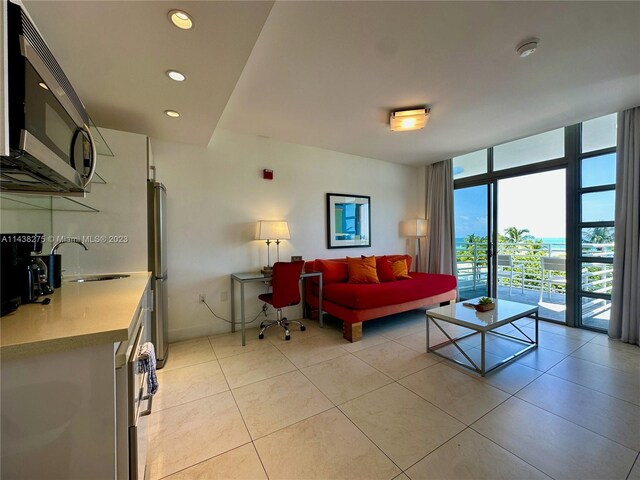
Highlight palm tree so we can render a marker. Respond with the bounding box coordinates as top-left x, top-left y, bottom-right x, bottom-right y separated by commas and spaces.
503, 226, 534, 244
584, 227, 614, 244
464, 234, 482, 244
